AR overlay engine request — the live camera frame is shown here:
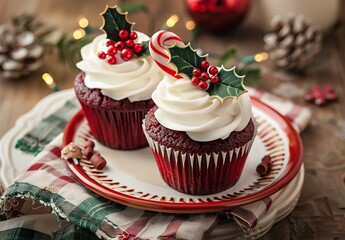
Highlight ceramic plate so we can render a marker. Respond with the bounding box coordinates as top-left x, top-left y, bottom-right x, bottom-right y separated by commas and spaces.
209, 165, 304, 239
63, 97, 303, 213
0, 90, 304, 238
